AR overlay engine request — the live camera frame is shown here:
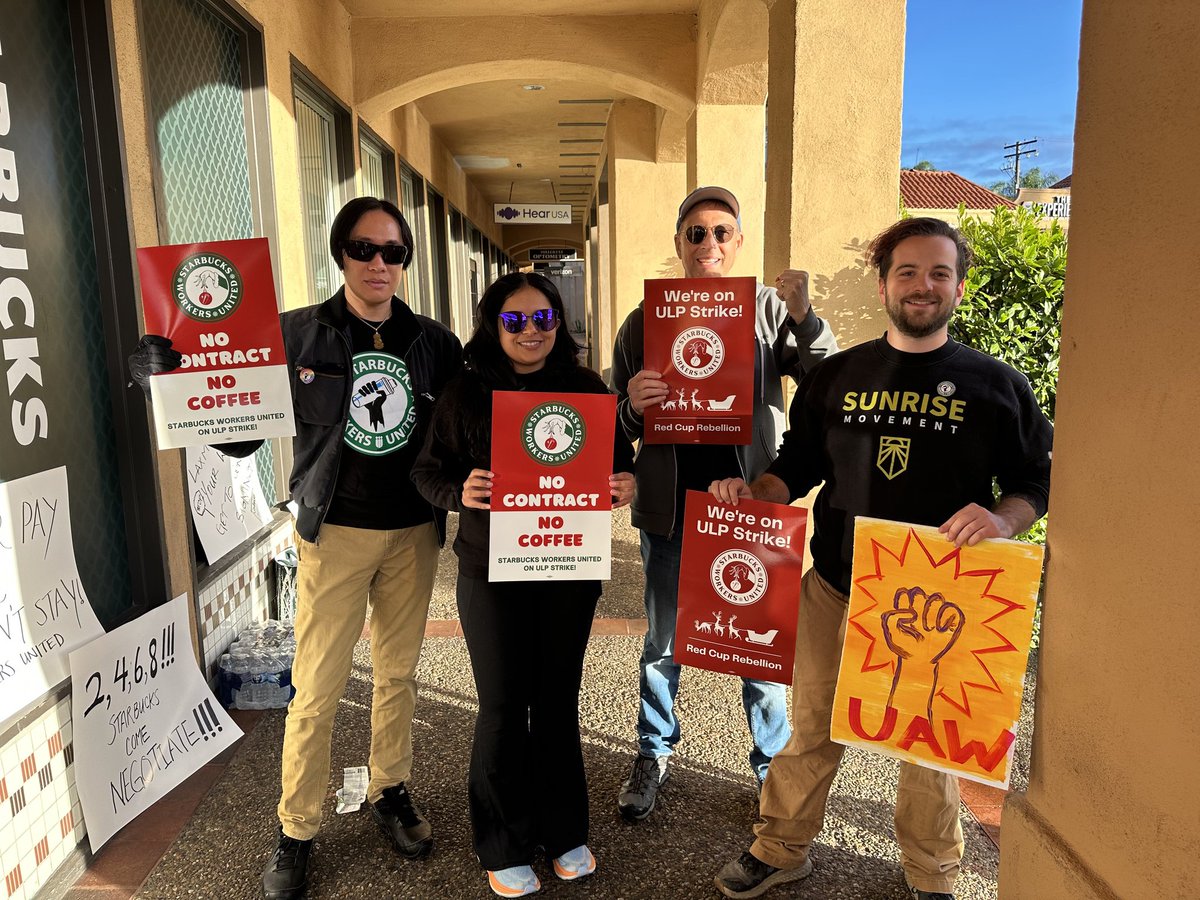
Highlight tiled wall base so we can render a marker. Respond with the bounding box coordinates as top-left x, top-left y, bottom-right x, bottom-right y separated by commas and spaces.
0, 696, 82, 899
0, 519, 294, 899
197, 518, 296, 682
